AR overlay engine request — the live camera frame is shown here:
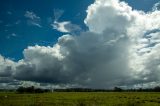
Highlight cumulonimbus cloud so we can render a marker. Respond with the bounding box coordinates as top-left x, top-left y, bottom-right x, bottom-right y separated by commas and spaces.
0, 0, 160, 88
